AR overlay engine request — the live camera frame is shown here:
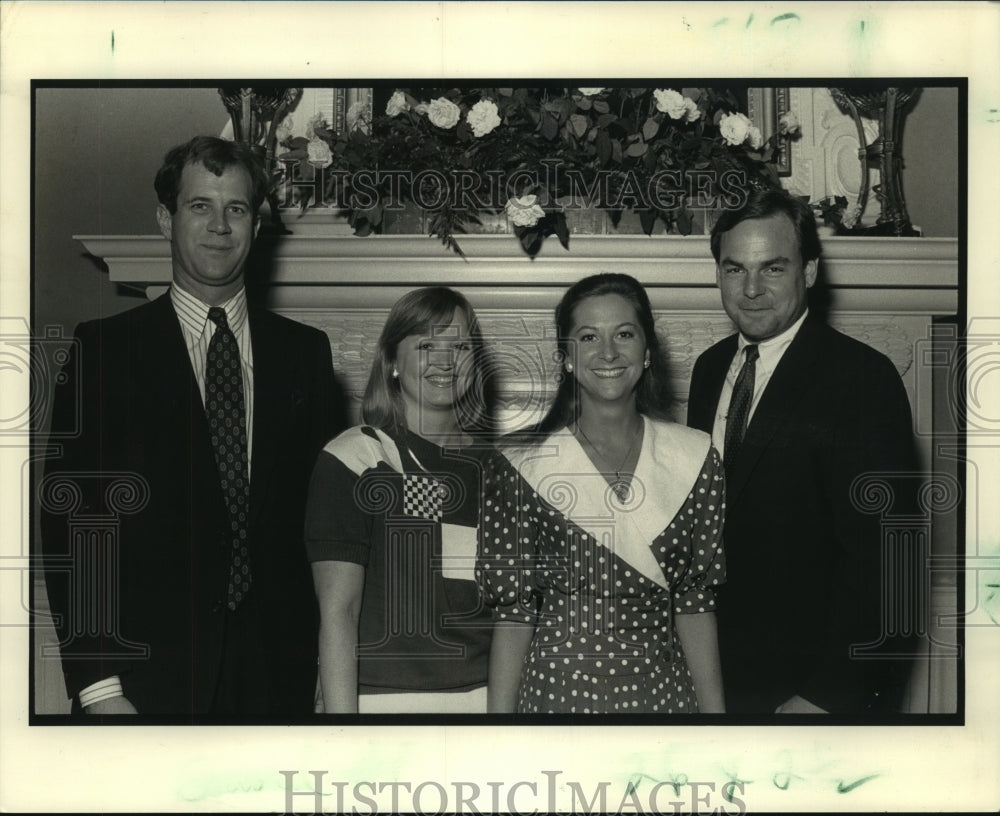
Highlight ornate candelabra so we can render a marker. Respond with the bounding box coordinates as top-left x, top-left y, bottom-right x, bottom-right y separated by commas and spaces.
829, 86, 921, 236
218, 86, 302, 229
